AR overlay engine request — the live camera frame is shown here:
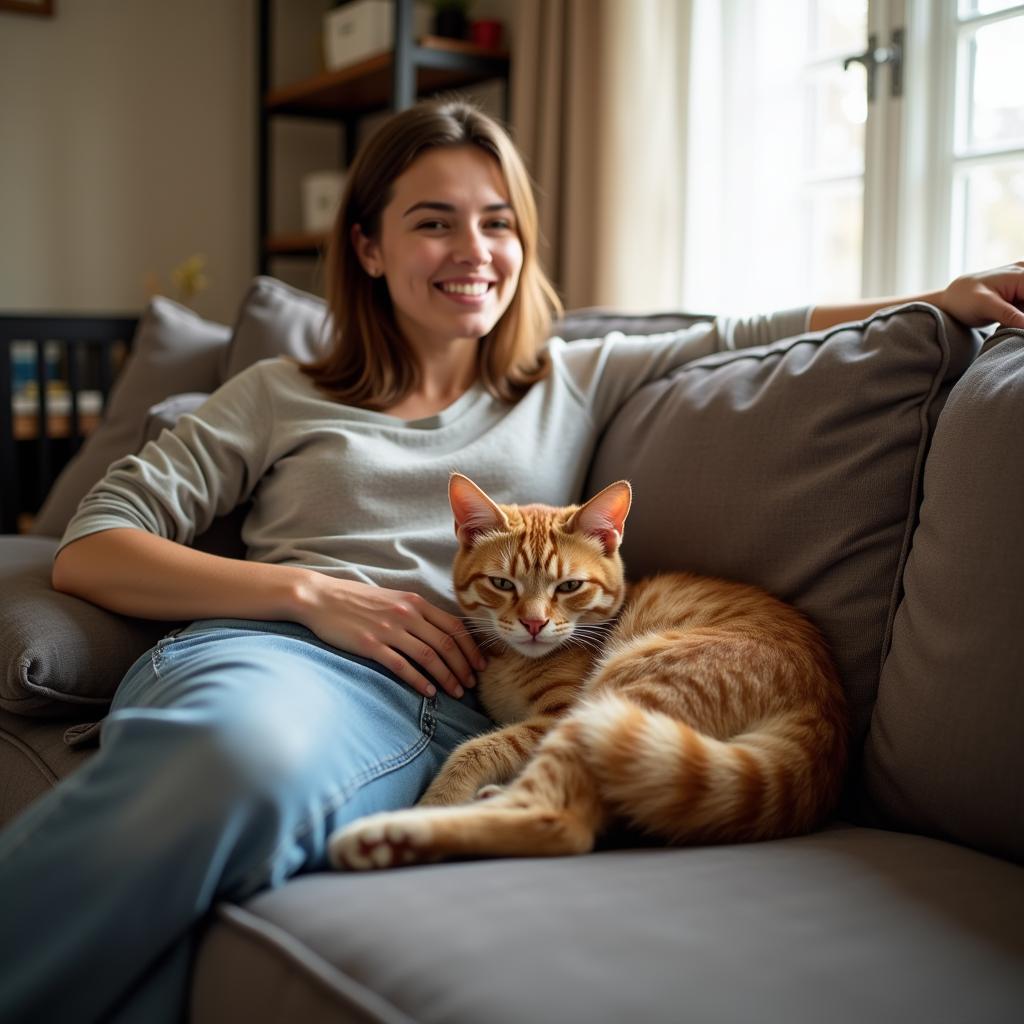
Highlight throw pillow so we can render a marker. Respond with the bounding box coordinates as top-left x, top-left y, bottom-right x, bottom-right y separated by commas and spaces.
862, 328, 1024, 863
221, 276, 329, 378
31, 297, 230, 537
586, 303, 981, 753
